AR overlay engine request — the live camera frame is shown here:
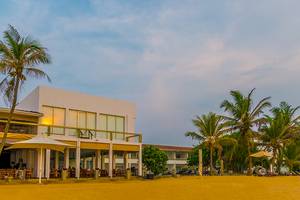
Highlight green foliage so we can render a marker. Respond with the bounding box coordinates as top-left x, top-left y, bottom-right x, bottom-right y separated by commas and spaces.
185, 112, 236, 175
186, 90, 300, 175
0, 25, 51, 155
187, 145, 211, 167
220, 89, 271, 174
142, 145, 168, 176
